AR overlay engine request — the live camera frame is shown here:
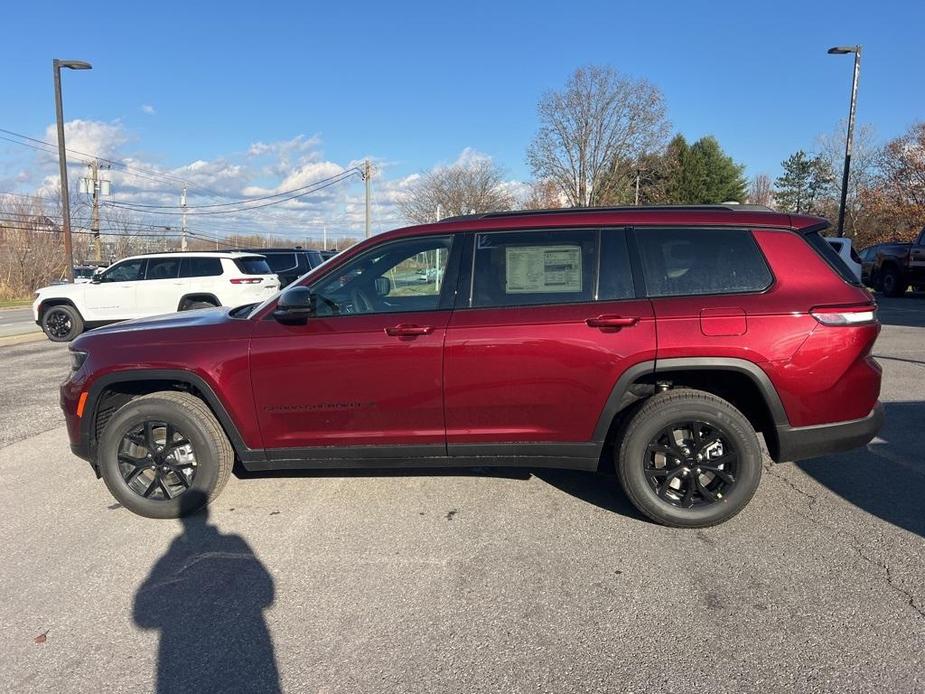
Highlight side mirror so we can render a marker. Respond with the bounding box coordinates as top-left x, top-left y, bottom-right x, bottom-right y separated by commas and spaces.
273, 286, 314, 325
373, 276, 391, 297
90, 275, 102, 284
